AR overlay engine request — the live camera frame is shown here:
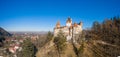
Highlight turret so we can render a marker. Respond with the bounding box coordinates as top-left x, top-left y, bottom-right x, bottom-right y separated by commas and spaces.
79, 21, 83, 27
55, 21, 60, 28
66, 17, 72, 27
